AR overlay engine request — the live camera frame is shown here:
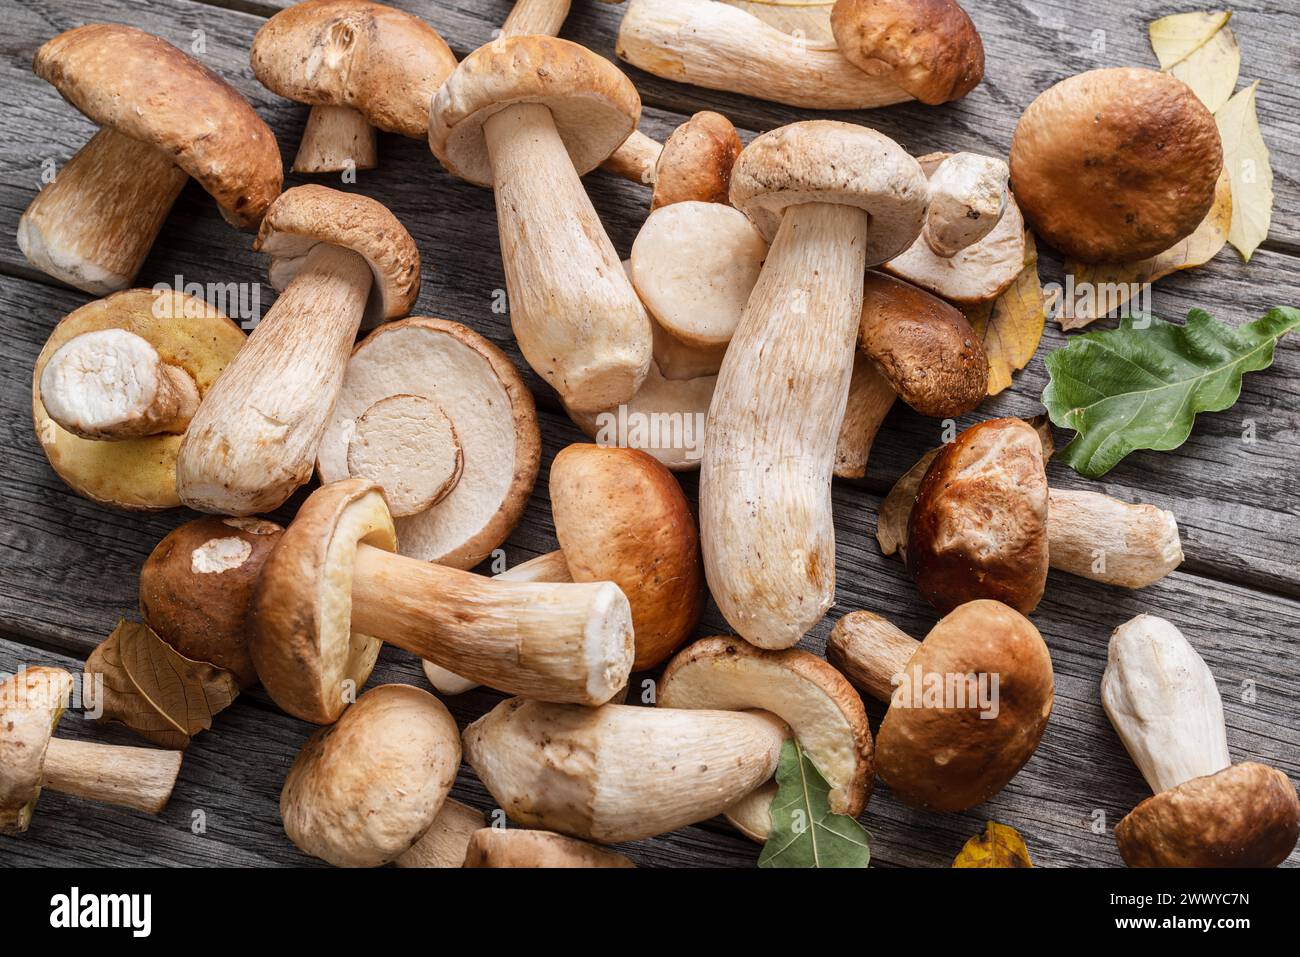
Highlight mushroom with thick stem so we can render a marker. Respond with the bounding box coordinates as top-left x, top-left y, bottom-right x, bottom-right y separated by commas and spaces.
251, 0, 458, 174
827, 602, 1053, 812
177, 186, 420, 516
702, 120, 927, 649
33, 290, 246, 511
248, 479, 634, 724
0, 667, 183, 834
1102, 615, 1299, 867
462, 828, 636, 868
18, 25, 281, 295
